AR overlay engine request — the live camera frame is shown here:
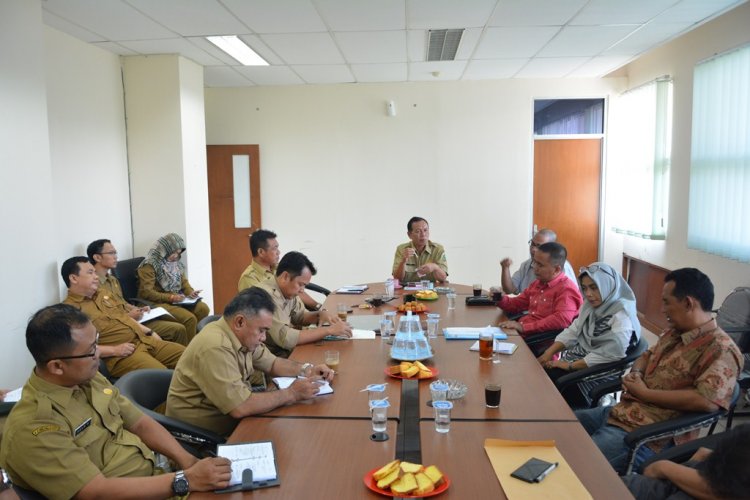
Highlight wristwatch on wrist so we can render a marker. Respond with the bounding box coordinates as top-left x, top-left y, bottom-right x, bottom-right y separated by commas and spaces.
172, 470, 189, 496
299, 362, 314, 377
